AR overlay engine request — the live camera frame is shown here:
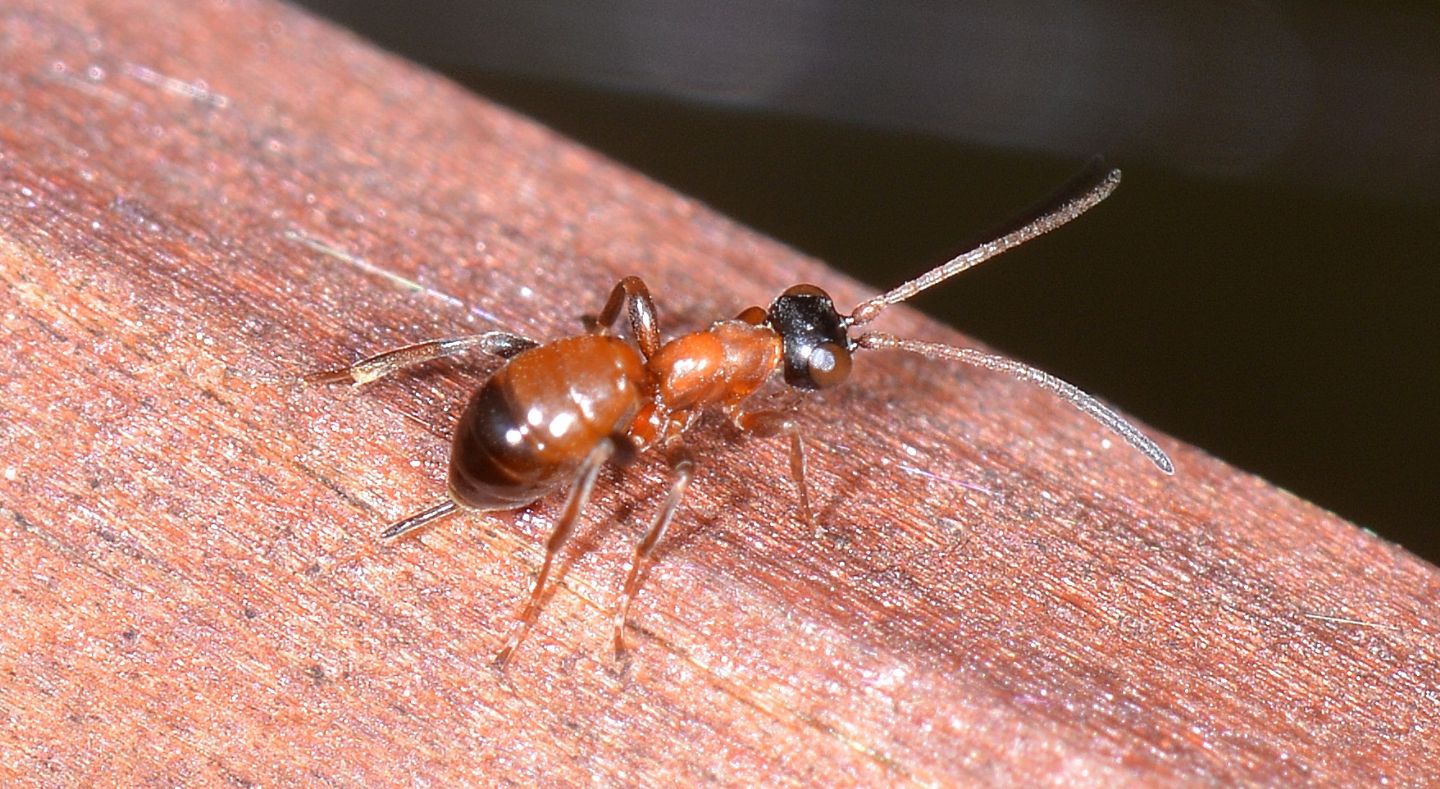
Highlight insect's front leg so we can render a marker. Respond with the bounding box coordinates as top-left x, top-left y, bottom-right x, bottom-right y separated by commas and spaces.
730, 406, 816, 537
